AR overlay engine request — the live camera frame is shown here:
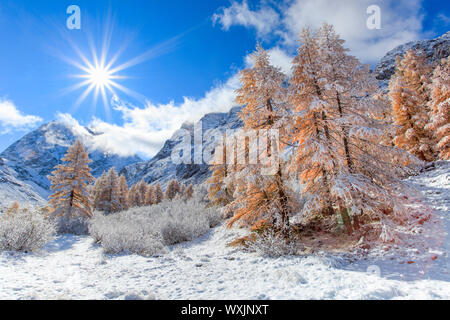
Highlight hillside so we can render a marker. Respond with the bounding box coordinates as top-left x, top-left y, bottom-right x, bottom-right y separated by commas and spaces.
121, 106, 243, 186
0, 121, 141, 204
